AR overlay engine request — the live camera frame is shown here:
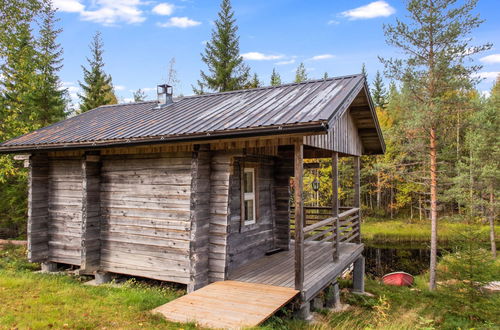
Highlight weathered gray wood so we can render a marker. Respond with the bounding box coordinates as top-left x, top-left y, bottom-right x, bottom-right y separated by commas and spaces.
188, 145, 211, 292
48, 156, 83, 266
294, 141, 304, 292
332, 152, 340, 261
81, 153, 101, 272
99, 152, 193, 283
353, 256, 365, 293
28, 153, 49, 263
227, 154, 276, 272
